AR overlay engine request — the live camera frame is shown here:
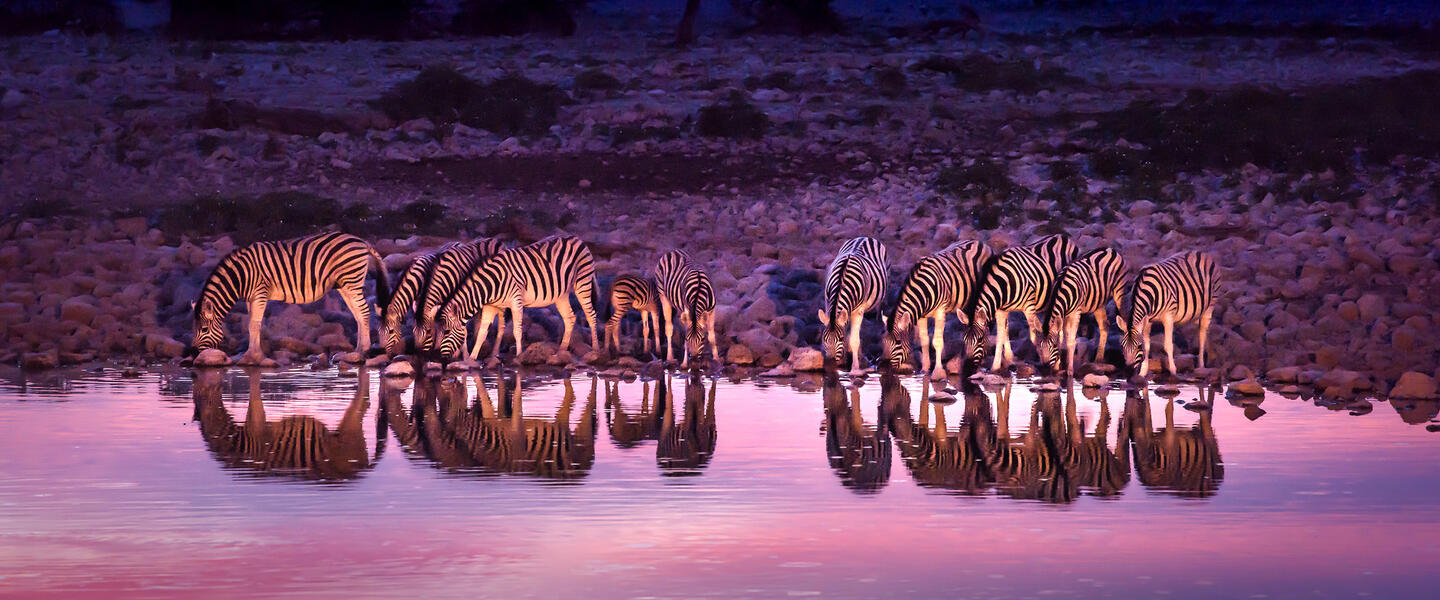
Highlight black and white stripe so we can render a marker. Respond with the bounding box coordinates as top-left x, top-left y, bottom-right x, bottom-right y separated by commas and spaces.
412, 237, 507, 356
606, 274, 662, 356
380, 242, 459, 356
1116, 251, 1218, 376
655, 250, 717, 367
192, 231, 389, 362
819, 237, 889, 374
1126, 386, 1223, 497
1037, 247, 1129, 376
963, 234, 1078, 371
437, 235, 599, 361
883, 240, 992, 380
